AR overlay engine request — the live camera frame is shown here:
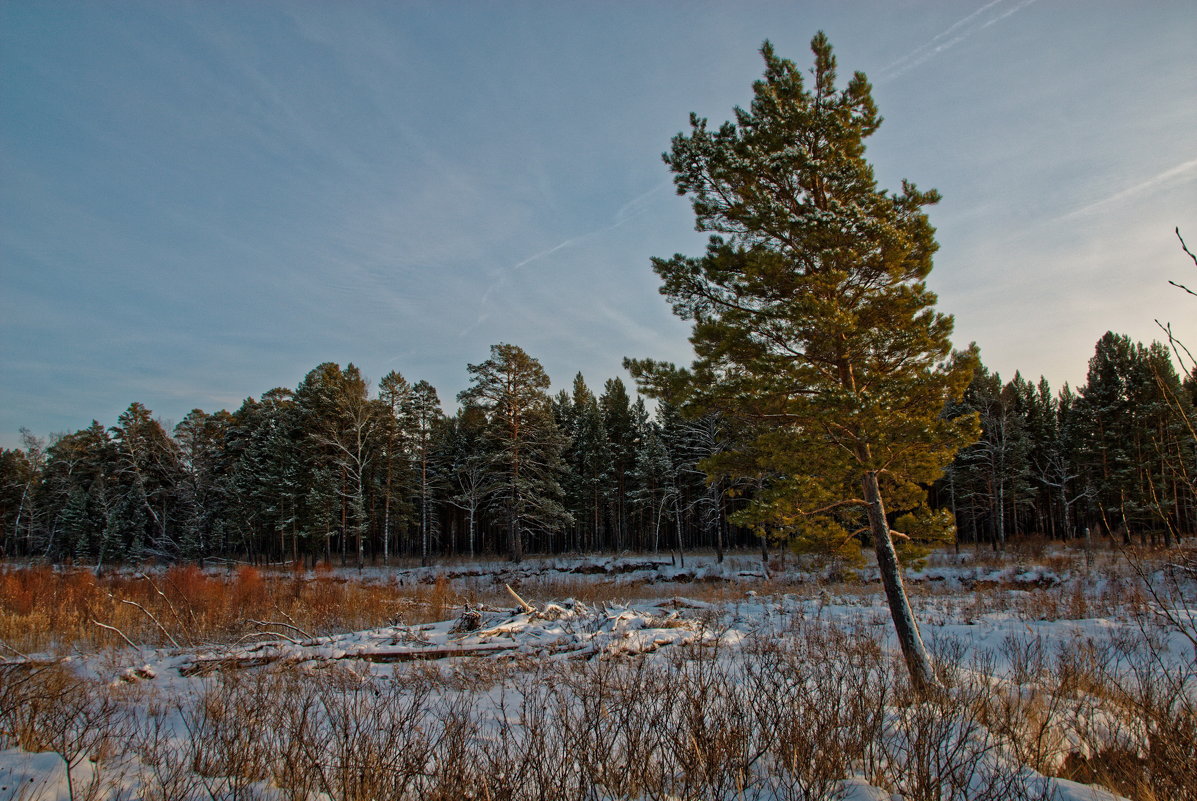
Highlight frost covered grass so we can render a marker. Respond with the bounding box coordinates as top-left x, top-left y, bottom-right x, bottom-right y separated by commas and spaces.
1, 545, 1195, 800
